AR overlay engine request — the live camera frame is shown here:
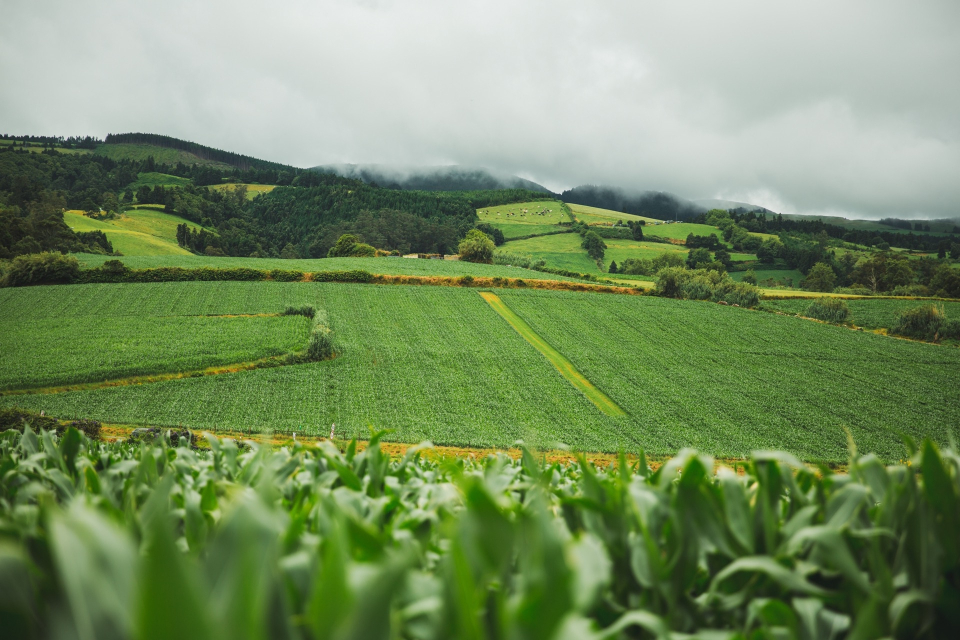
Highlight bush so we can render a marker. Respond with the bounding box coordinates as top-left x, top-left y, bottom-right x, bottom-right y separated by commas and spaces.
0, 252, 80, 287
805, 297, 851, 324
457, 275, 475, 286
0, 407, 59, 433
892, 304, 958, 341
270, 269, 305, 282
655, 267, 760, 307
458, 229, 495, 263
283, 305, 316, 318
64, 419, 102, 440
310, 270, 373, 283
